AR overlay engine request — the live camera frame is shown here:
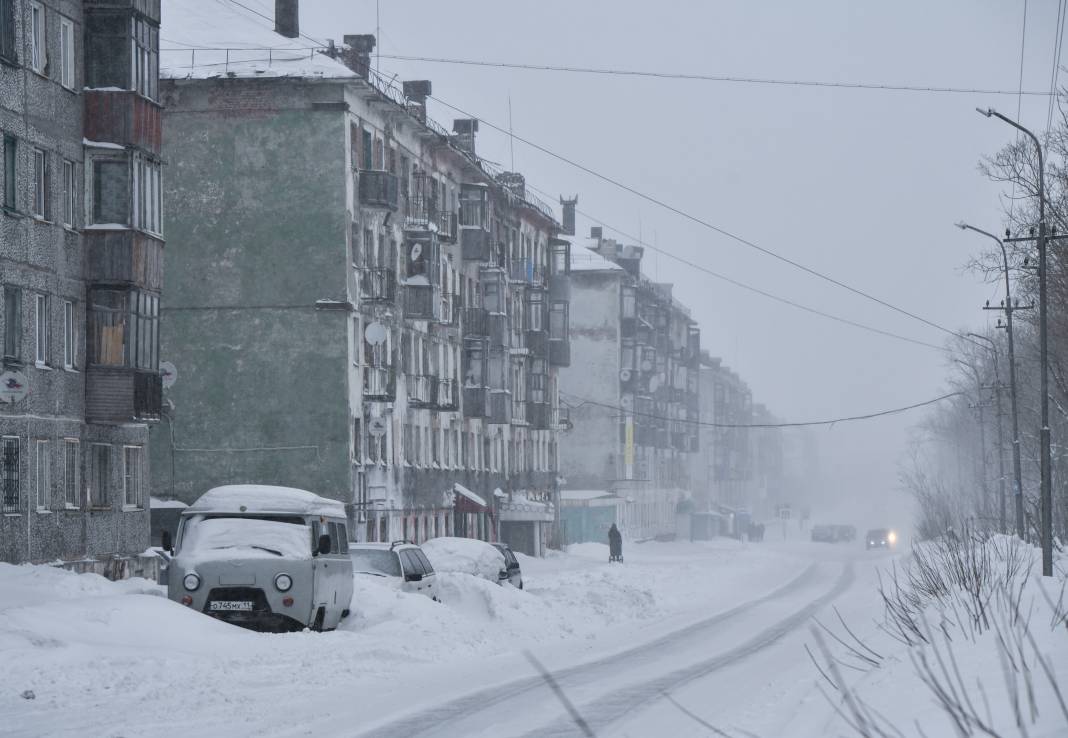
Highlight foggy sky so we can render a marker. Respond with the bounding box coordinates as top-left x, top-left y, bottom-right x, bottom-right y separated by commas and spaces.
290, 0, 1061, 529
